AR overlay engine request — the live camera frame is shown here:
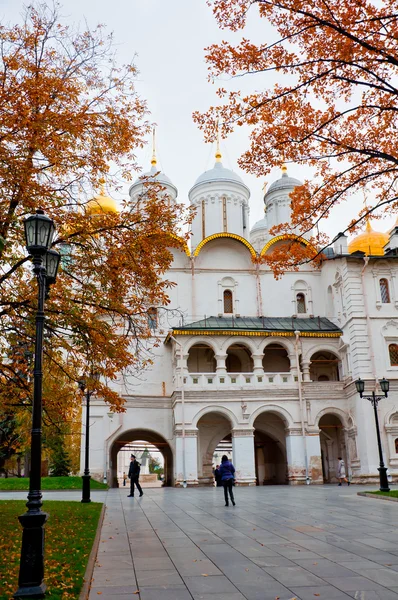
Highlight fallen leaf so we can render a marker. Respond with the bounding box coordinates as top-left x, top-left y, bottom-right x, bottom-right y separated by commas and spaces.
245, 568, 249, 572
193, 560, 197, 562
202, 573, 209, 576
133, 592, 139, 595
313, 562, 318, 565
